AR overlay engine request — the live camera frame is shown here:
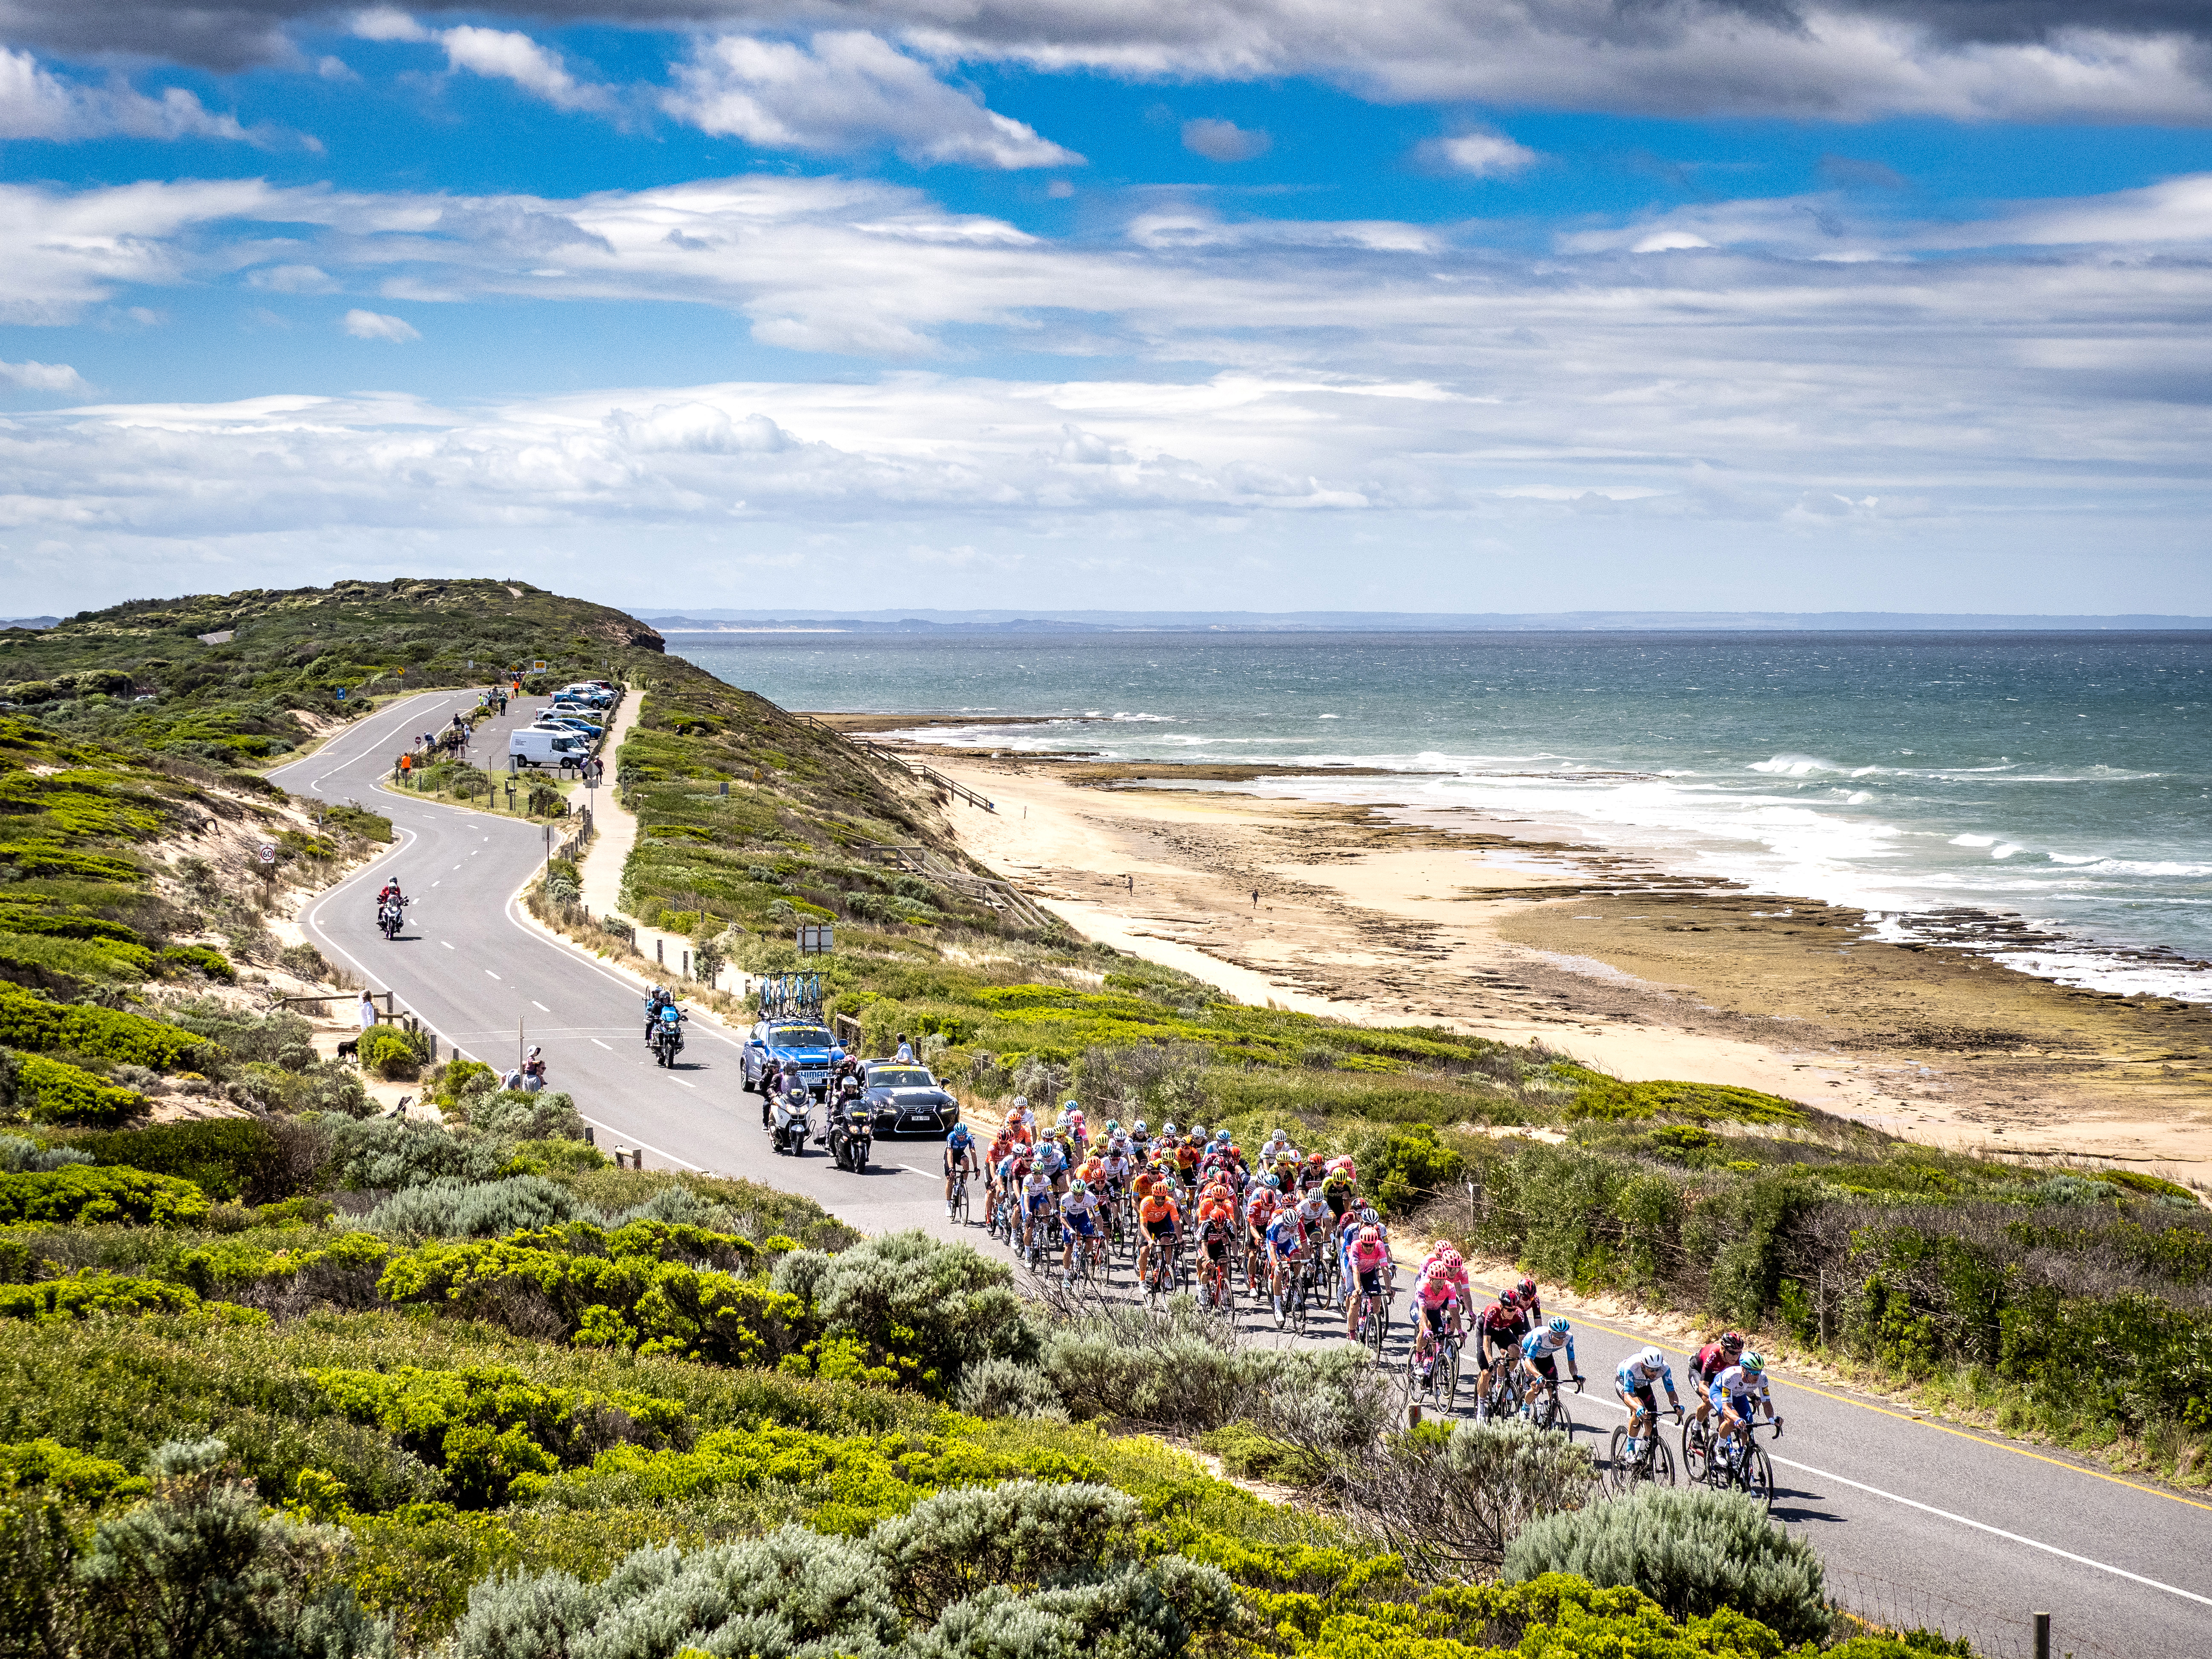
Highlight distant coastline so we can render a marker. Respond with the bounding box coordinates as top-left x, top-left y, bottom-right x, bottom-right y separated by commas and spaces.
641, 608, 2212, 634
